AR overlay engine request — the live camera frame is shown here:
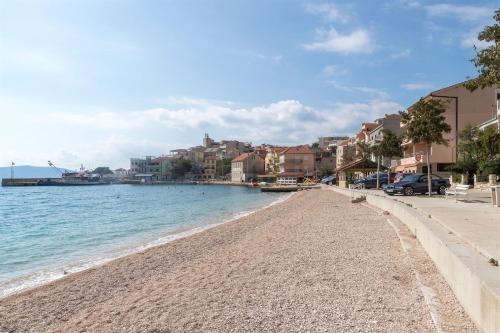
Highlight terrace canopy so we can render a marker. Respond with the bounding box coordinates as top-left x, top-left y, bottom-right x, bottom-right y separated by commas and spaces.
335, 159, 382, 188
